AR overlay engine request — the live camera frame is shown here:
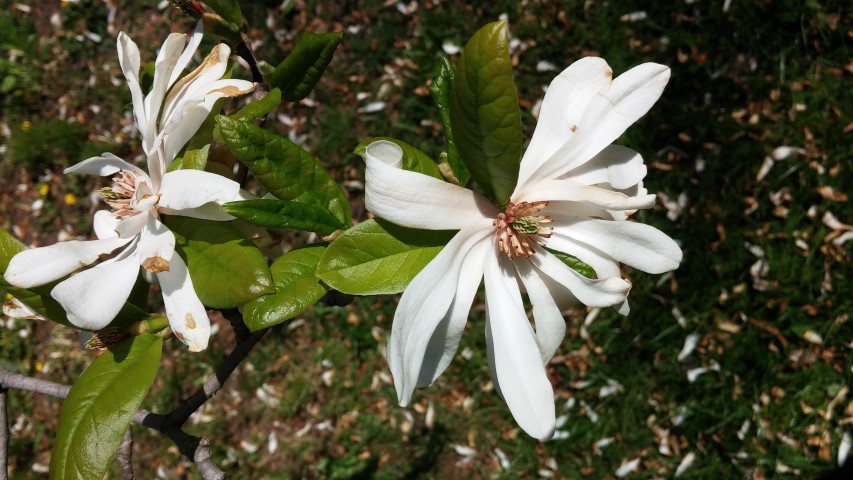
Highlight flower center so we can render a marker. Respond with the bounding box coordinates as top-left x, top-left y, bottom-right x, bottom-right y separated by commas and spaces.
99, 170, 156, 219
493, 201, 553, 259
